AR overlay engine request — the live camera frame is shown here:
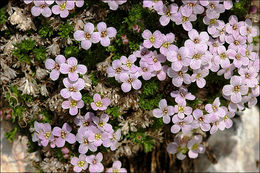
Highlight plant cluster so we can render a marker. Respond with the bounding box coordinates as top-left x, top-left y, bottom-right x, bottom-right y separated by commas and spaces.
0, 0, 259, 172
